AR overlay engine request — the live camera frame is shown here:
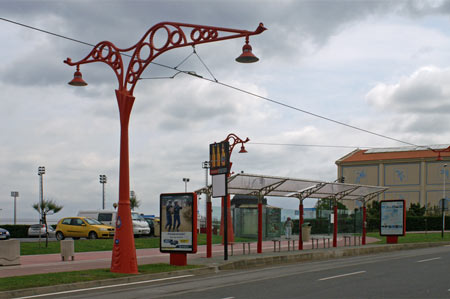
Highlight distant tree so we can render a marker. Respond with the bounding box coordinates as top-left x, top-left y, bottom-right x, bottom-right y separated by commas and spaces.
315, 198, 347, 211
32, 199, 63, 247
366, 200, 380, 219
130, 195, 141, 211
407, 203, 426, 217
